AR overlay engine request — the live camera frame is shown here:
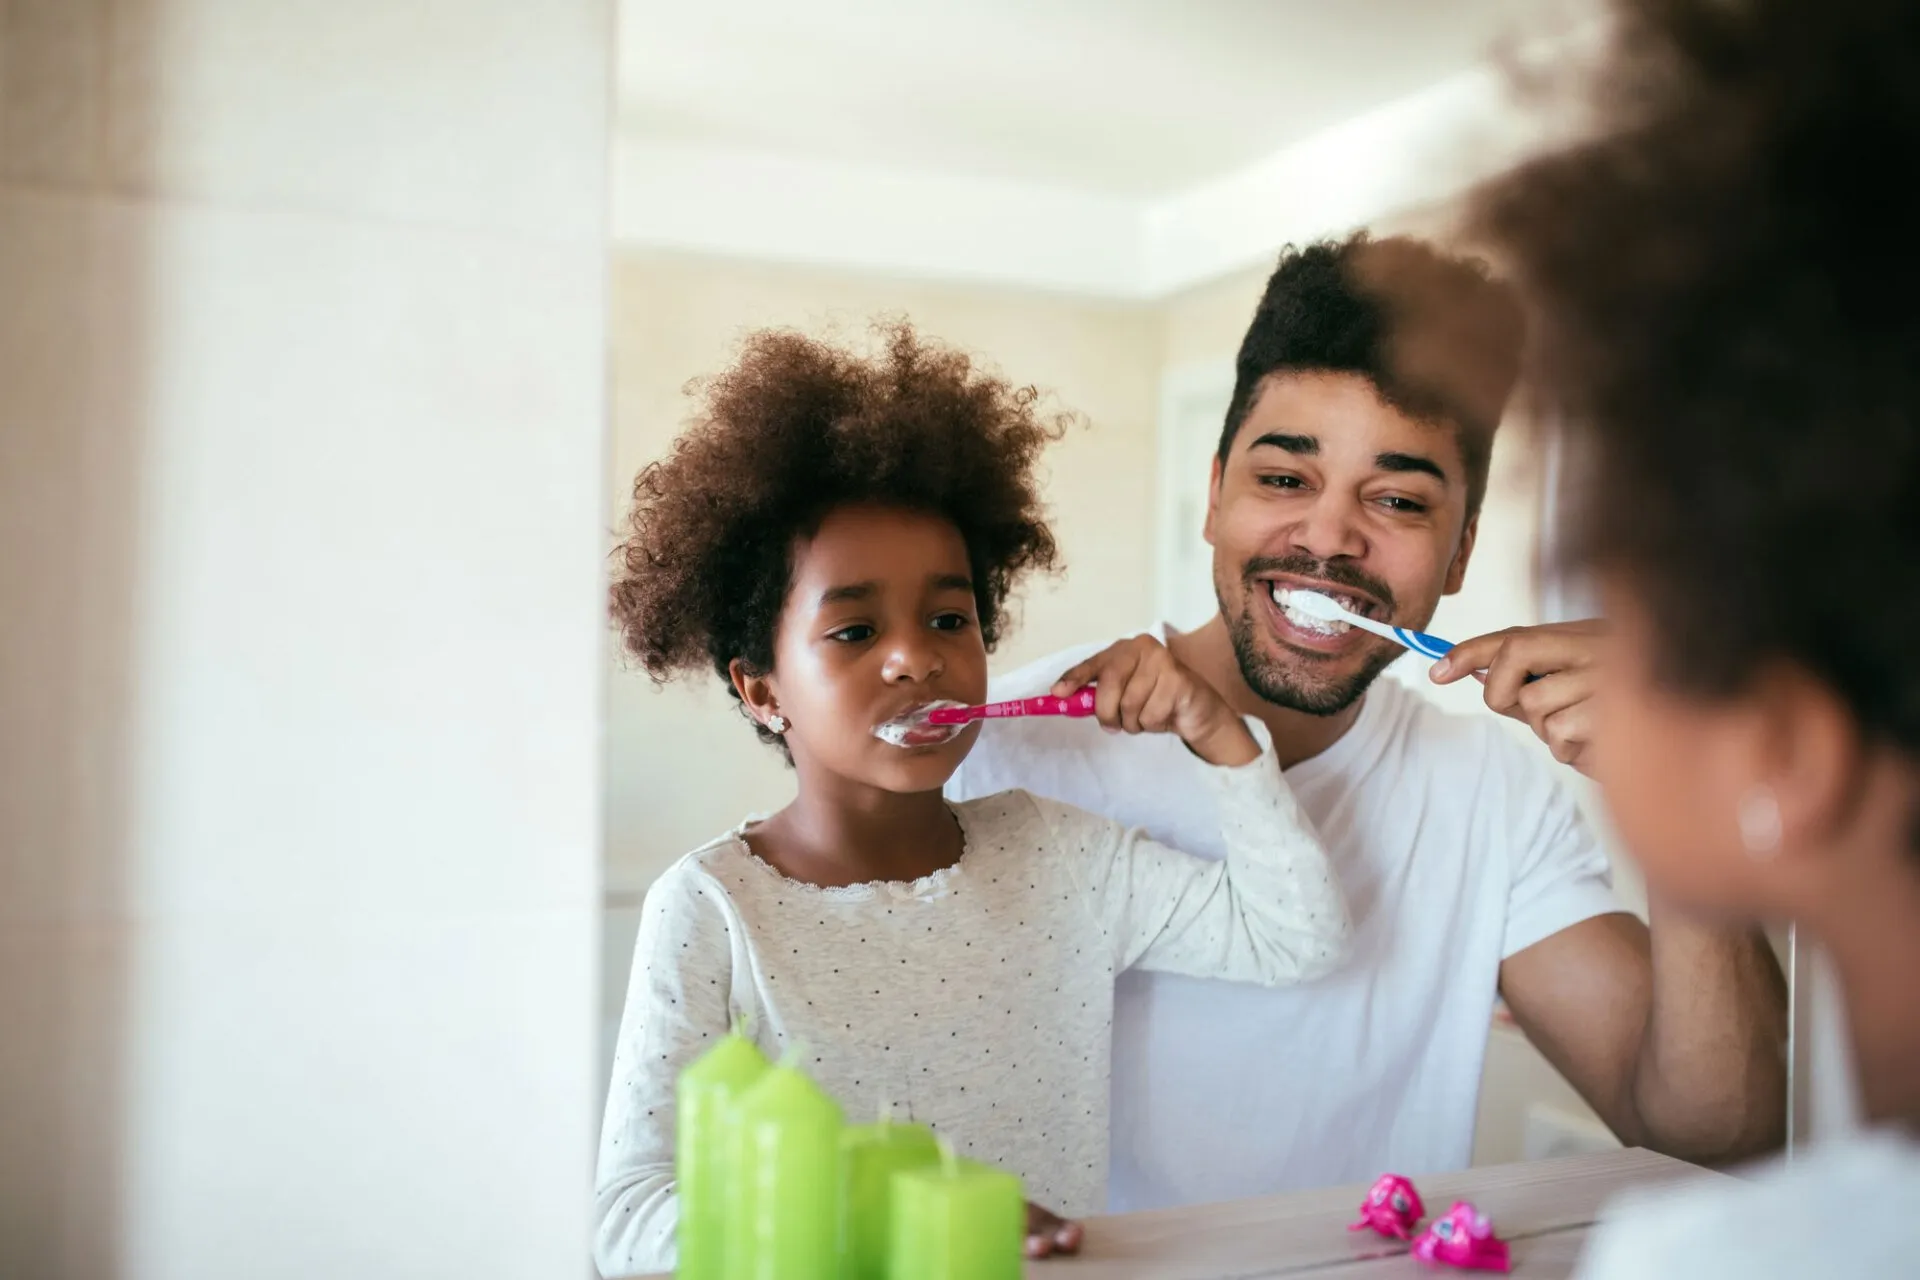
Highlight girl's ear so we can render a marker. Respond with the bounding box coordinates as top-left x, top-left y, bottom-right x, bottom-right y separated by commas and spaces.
729, 658, 780, 728
1752, 662, 1866, 867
